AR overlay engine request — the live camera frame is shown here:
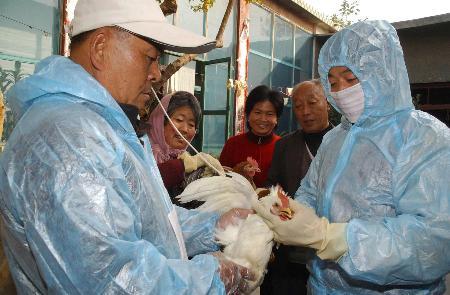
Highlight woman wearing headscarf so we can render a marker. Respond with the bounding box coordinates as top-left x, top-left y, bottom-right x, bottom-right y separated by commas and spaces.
147, 91, 224, 203
219, 85, 284, 188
